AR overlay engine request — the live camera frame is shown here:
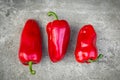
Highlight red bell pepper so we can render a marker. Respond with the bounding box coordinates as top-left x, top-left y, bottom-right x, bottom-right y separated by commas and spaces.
75, 24, 103, 63
46, 11, 70, 62
18, 19, 42, 75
